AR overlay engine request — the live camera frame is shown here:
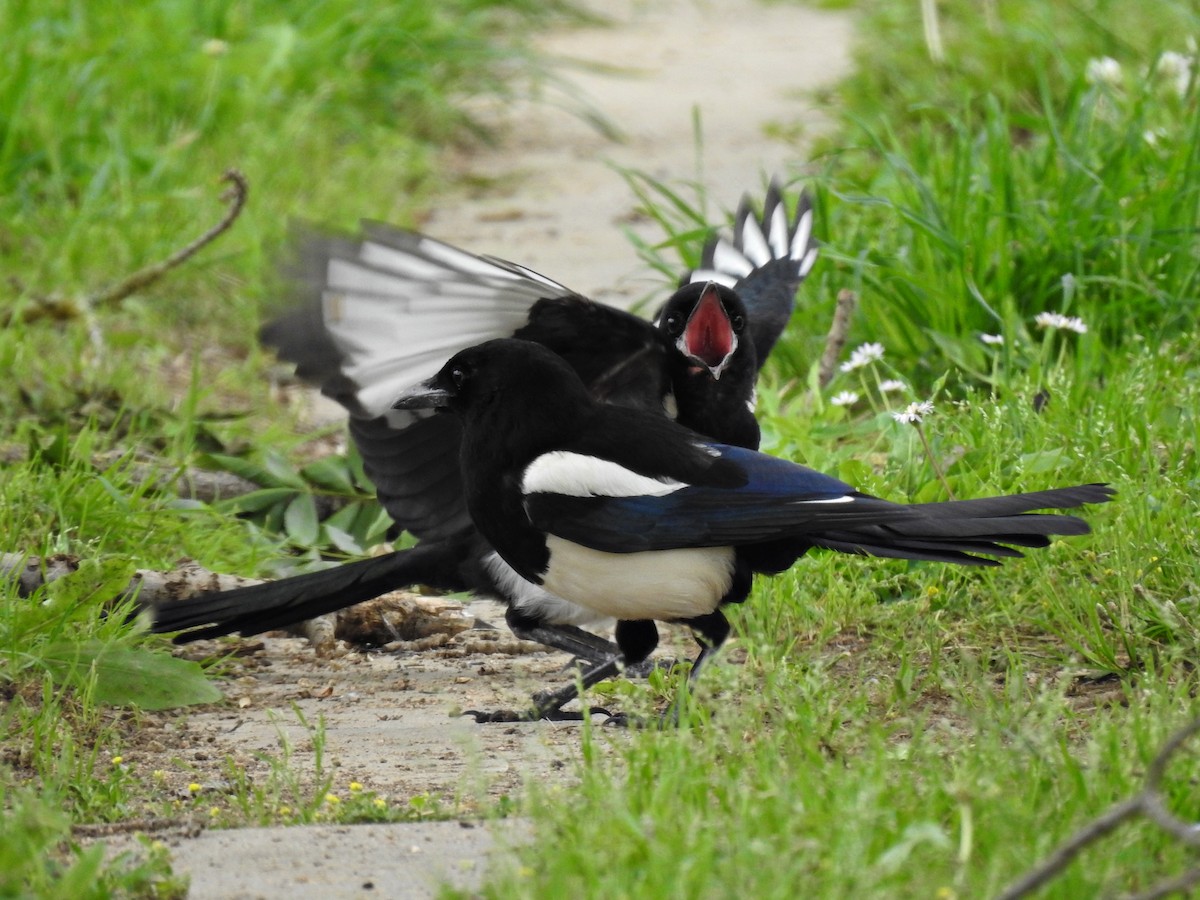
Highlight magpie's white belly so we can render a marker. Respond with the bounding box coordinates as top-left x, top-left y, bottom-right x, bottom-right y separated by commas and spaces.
539, 537, 736, 621
482, 551, 612, 628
